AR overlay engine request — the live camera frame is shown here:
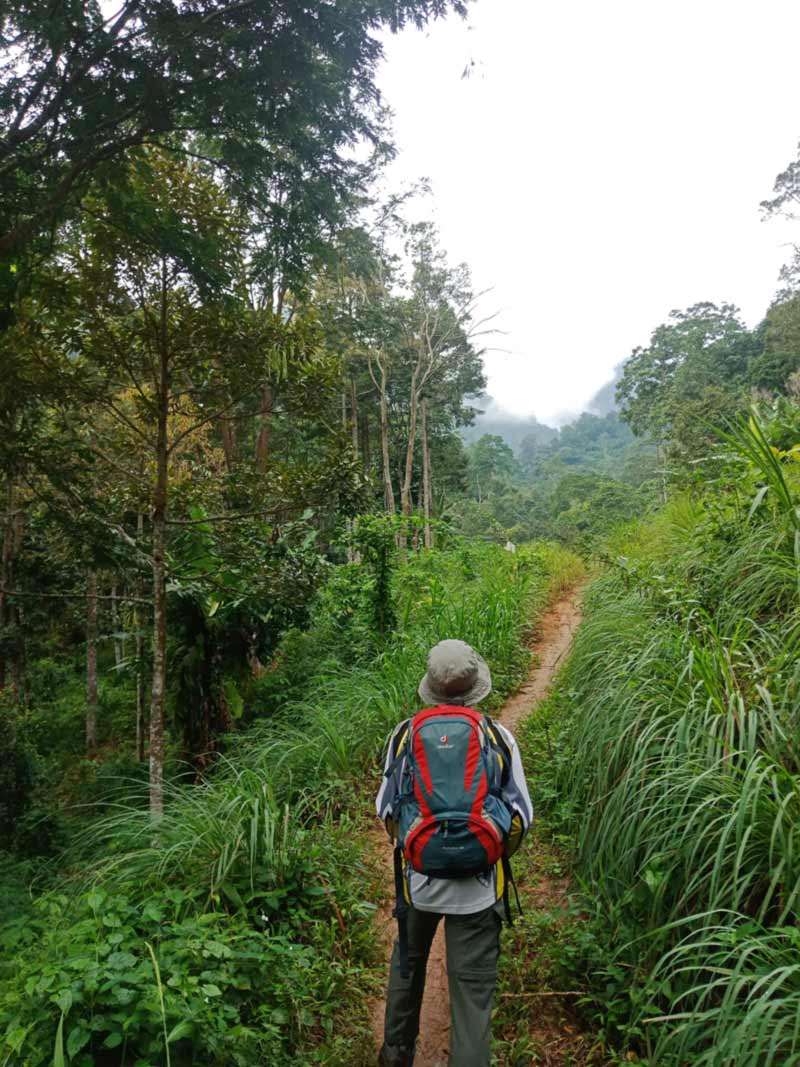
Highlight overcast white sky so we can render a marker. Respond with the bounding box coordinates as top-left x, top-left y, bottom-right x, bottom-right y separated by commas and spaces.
377, 0, 800, 424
